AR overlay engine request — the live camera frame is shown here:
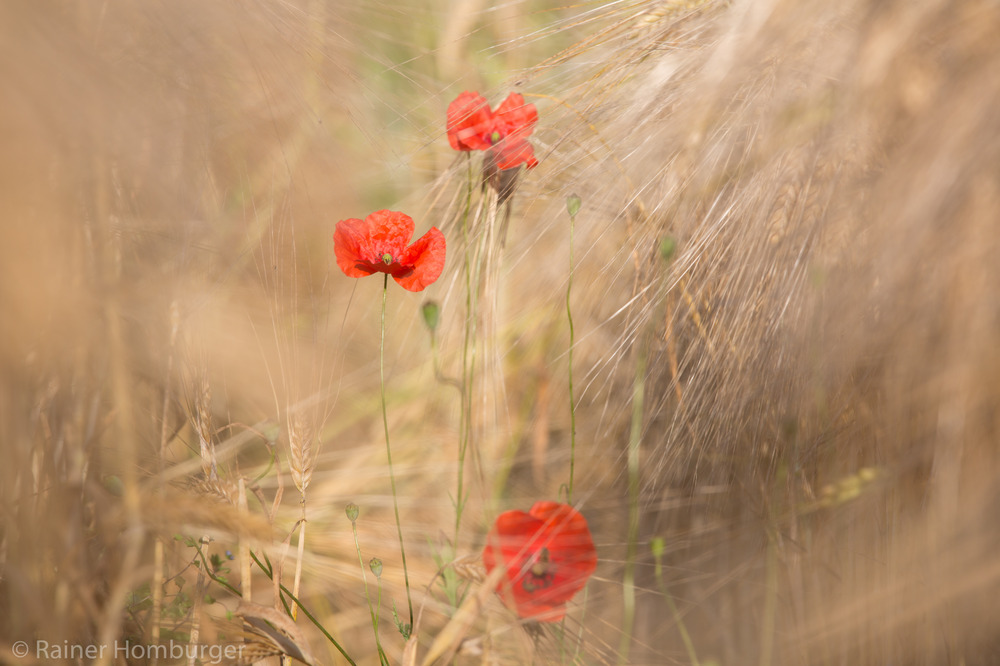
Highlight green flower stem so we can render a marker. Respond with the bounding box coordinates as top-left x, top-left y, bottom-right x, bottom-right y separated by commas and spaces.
374, 576, 389, 666
652, 538, 700, 666
566, 204, 577, 504
455, 154, 476, 544
760, 535, 778, 666
618, 344, 646, 664
351, 519, 386, 661
380, 273, 414, 630
253, 551, 293, 616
